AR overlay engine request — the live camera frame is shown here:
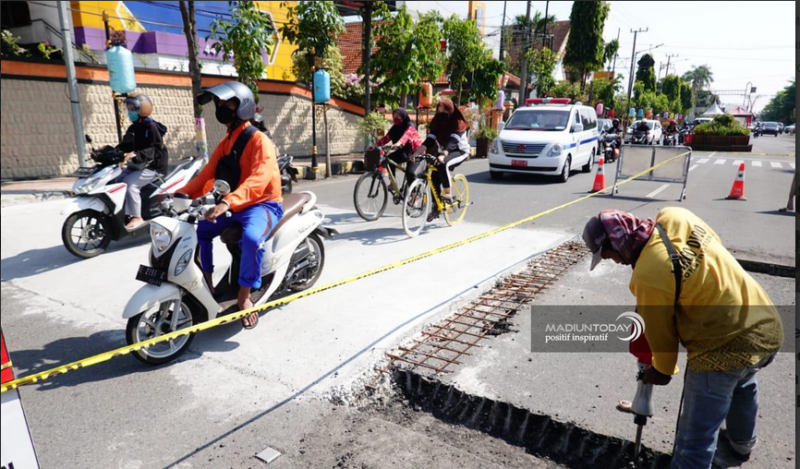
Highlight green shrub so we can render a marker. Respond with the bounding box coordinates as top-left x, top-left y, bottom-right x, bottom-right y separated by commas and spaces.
473, 125, 499, 140
693, 121, 750, 136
